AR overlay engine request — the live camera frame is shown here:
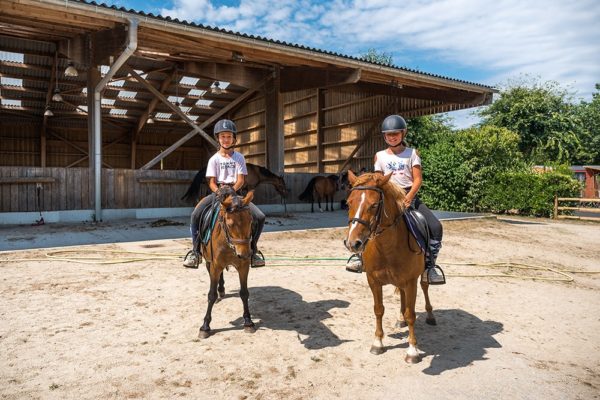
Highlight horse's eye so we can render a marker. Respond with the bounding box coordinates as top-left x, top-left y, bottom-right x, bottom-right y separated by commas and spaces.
369, 203, 378, 210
